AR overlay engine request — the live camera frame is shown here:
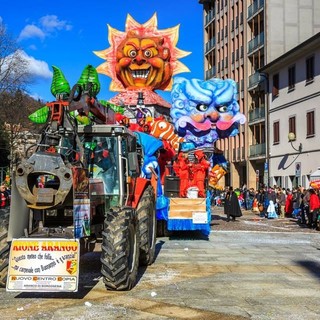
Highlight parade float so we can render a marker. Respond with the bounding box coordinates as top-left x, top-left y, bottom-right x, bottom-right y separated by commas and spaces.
1, 13, 246, 293
27, 13, 246, 237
